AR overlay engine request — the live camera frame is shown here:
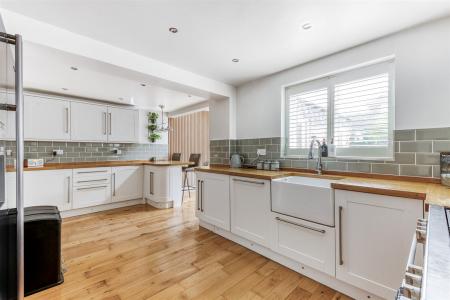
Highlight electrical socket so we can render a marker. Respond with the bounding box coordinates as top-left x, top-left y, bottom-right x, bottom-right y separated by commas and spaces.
112, 148, 122, 155
257, 149, 266, 156
53, 149, 64, 156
